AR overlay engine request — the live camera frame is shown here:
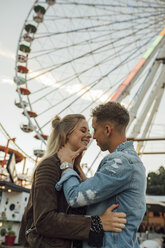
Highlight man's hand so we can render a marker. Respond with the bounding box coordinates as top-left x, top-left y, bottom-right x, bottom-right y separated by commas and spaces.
100, 204, 126, 232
